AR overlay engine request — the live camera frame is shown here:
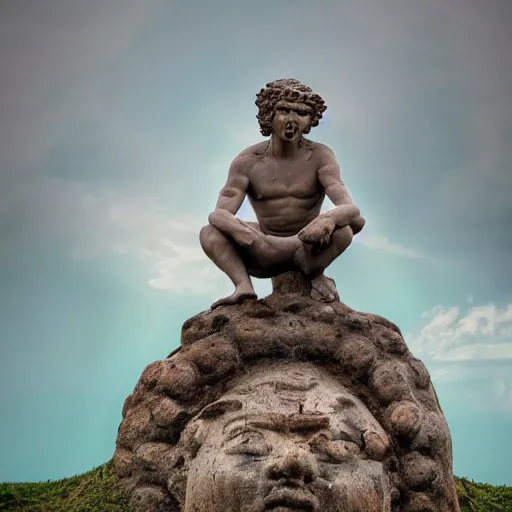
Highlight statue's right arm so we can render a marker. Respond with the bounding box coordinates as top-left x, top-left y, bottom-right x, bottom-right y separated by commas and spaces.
214, 155, 250, 215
